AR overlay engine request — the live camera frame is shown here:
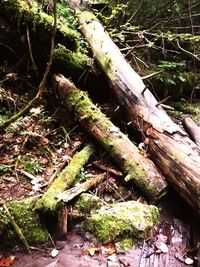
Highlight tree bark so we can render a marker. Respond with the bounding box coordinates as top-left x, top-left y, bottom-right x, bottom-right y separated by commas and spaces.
53, 74, 167, 202
67, 2, 200, 218
182, 117, 200, 147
